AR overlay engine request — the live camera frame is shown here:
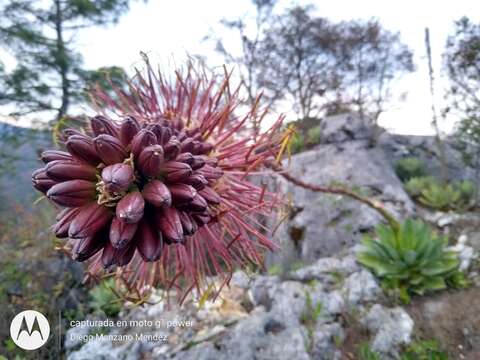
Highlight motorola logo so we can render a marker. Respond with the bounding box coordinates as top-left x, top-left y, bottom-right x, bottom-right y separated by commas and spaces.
10, 310, 50, 350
